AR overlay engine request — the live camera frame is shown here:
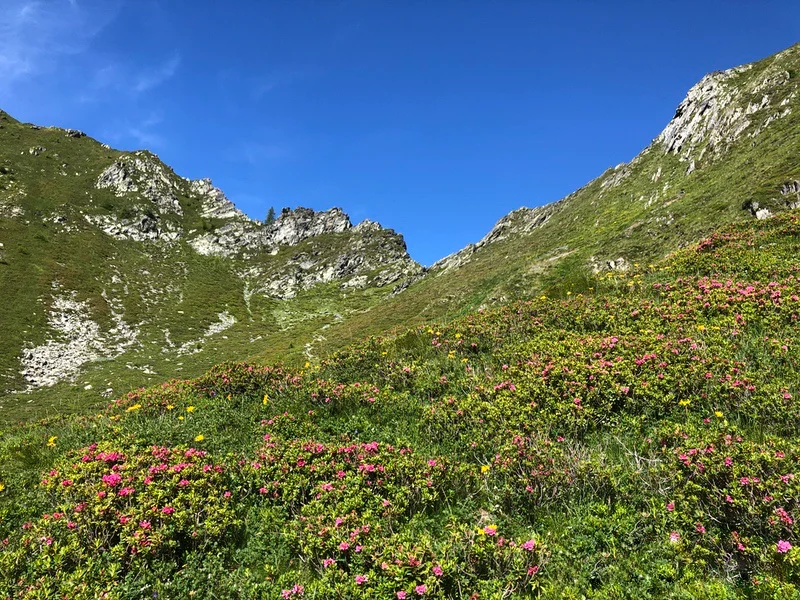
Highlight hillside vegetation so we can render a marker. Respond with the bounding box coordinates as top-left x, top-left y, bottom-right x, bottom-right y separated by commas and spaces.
2, 210, 800, 598
3, 44, 800, 423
